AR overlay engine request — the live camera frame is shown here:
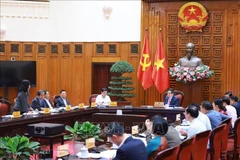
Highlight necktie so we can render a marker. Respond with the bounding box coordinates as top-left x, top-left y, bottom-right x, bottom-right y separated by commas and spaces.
167, 97, 172, 105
